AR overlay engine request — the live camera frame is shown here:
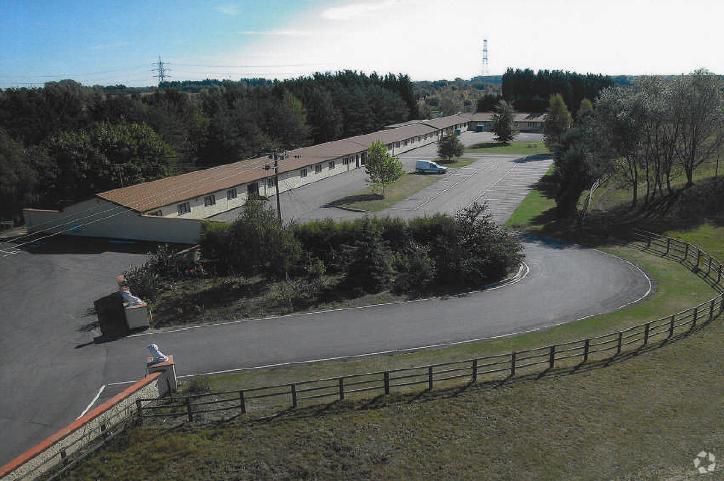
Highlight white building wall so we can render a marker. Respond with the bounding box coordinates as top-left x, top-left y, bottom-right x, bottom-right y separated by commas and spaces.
150, 129, 445, 221
24, 198, 203, 244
